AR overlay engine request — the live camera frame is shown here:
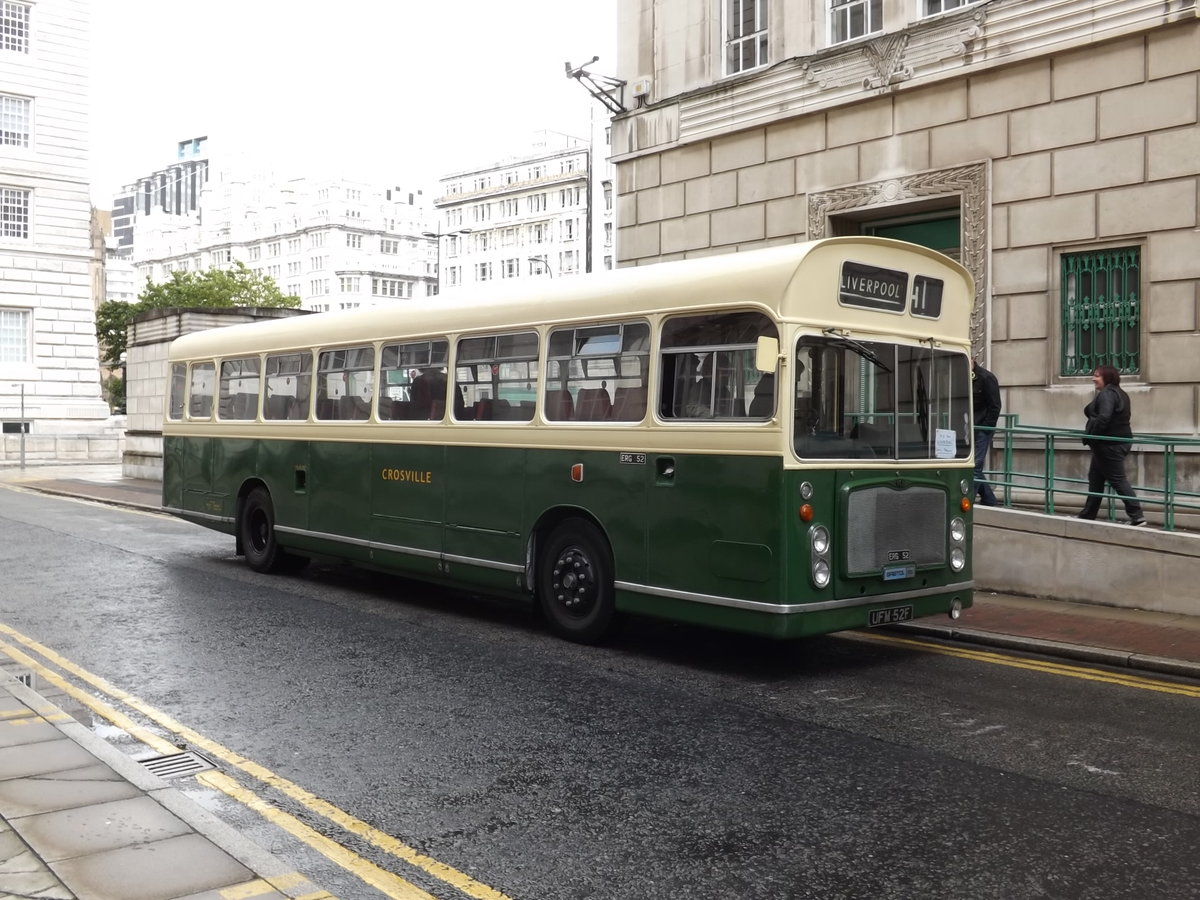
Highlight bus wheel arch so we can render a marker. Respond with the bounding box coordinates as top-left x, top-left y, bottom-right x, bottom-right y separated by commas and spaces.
531, 510, 617, 644
237, 482, 306, 574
